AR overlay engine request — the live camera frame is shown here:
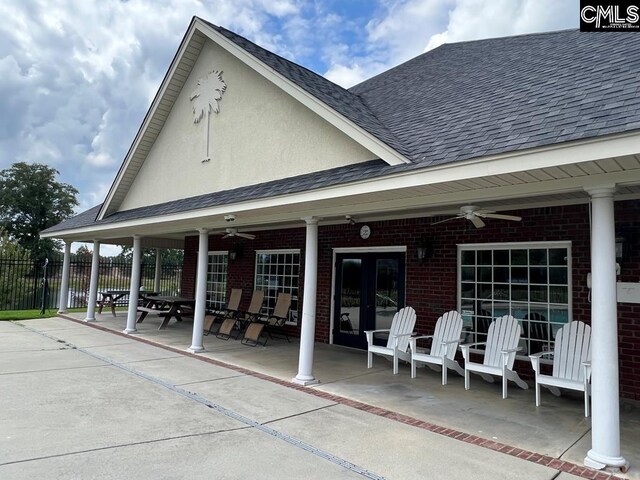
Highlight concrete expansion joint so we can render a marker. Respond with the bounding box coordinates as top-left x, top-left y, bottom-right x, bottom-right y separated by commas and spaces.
47, 316, 630, 480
